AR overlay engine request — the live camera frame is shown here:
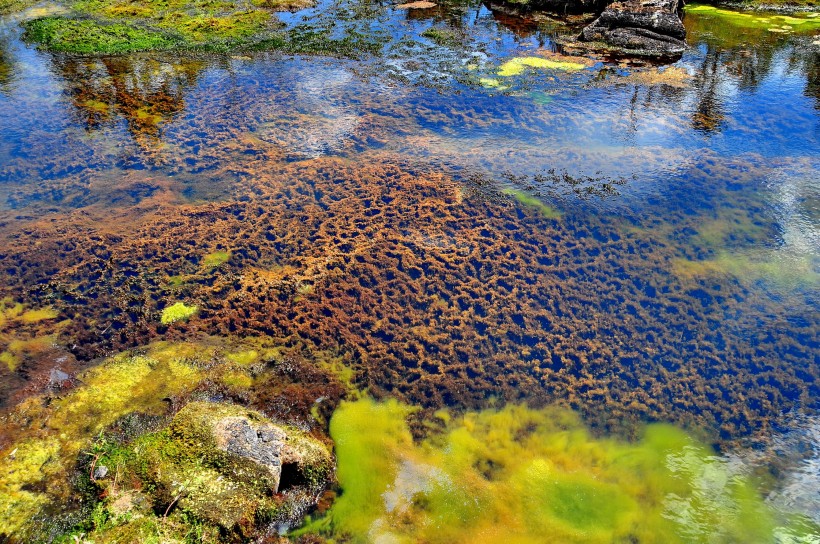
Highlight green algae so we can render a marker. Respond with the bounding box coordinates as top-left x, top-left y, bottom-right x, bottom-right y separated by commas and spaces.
201, 250, 231, 269
0, 439, 62, 537
497, 56, 587, 77
161, 302, 198, 325
685, 5, 820, 32
19, 307, 59, 323
503, 188, 562, 219
674, 251, 819, 288
303, 398, 817, 543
